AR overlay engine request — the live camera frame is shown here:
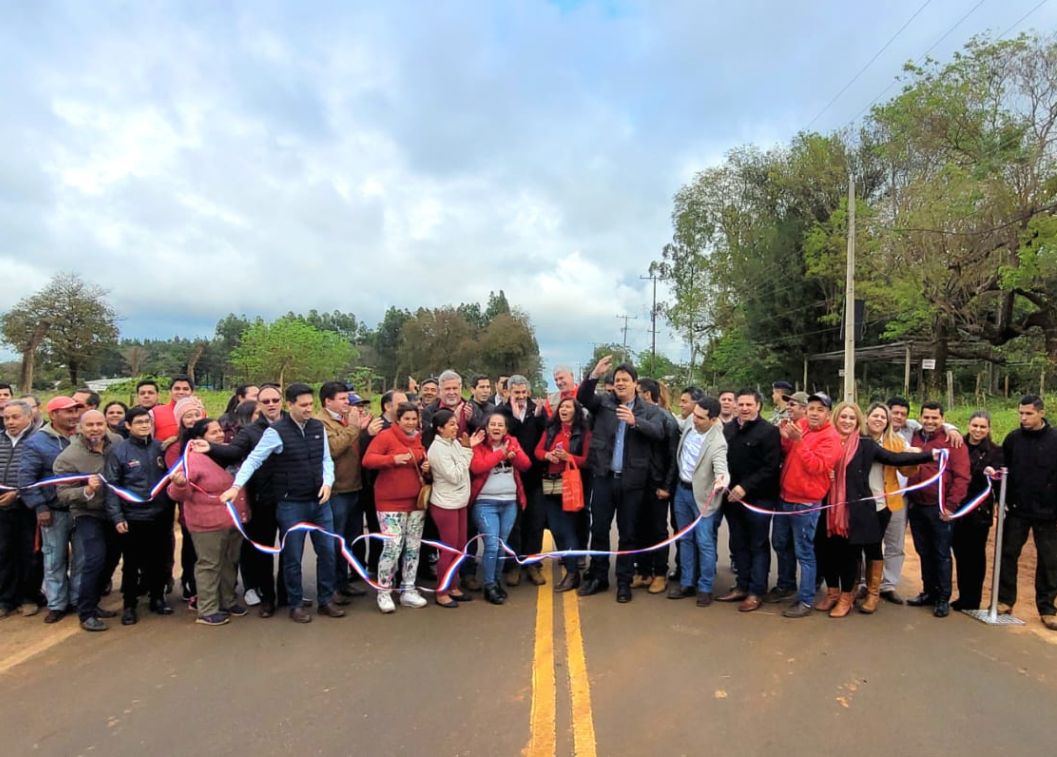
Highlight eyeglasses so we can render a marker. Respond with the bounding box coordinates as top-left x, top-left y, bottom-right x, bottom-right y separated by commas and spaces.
259, 398, 281, 405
